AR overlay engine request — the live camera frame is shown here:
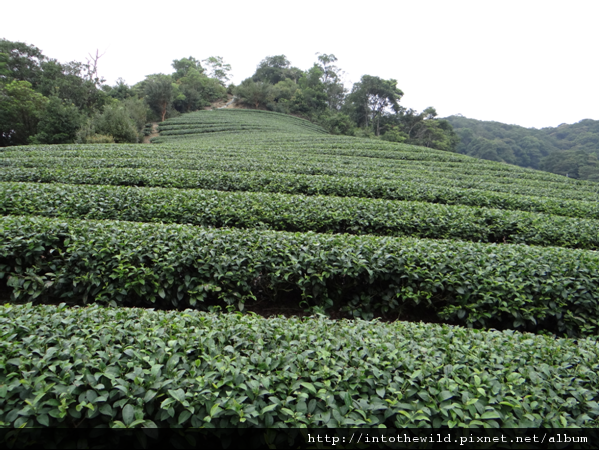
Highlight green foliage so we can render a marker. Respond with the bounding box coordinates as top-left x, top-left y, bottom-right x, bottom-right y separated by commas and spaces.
0, 52, 9, 80
346, 75, 403, 136
94, 105, 139, 143
315, 53, 346, 110
156, 109, 327, 136
5, 118, 599, 221
0, 38, 45, 86
3, 215, 599, 336
252, 55, 302, 85
318, 112, 355, 135
173, 68, 226, 113
2, 304, 598, 429
0, 39, 110, 146
541, 148, 599, 180
289, 66, 328, 116
29, 96, 82, 144
386, 107, 459, 151
4, 103, 599, 430
74, 104, 139, 144
3, 181, 599, 250
144, 75, 173, 122
234, 80, 274, 109
271, 79, 299, 103
171, 56, 203, 79
447, 115, 599, 179
238, 54, 346, 124
120, 97, 148, 133
381, 126, 408, 143
202, 56, 232, 86
5, 160, 598, 214
0, 79, 48, 146
104, 78, 134, 101
36, 59, 107, 113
